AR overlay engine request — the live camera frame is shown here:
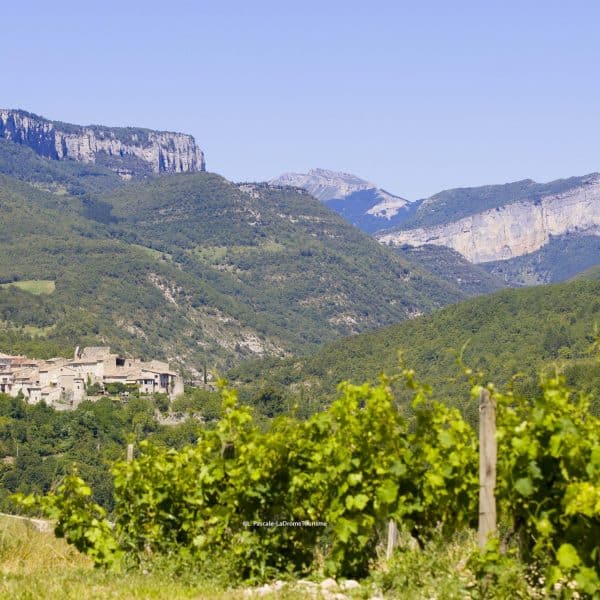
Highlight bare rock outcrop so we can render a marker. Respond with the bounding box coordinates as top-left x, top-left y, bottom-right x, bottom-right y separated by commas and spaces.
0, 109, 205, 178
377, 174, 600, 263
